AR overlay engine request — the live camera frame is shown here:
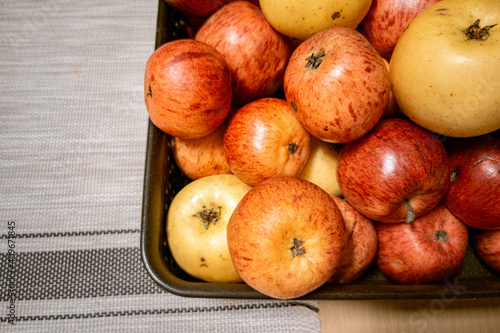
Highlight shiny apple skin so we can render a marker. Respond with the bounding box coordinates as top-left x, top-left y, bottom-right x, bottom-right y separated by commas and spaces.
144, 39, 232, 139
171, 122, 231, 180
227, 177, 347, 299
442, 133, 500, 230
195, 1, 292, 106
223, 98, 311, 186
473, 229, 500, 273
284, 27, 391, 143
375, 204, 469, 284
359, 0, 441, 59
328, 196, 378, 284
337, 118, 450, 223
